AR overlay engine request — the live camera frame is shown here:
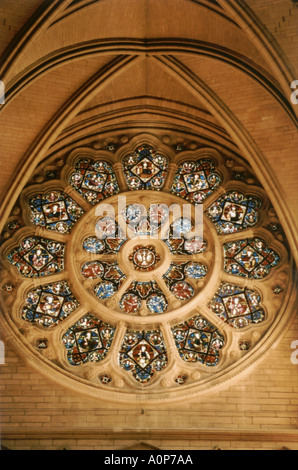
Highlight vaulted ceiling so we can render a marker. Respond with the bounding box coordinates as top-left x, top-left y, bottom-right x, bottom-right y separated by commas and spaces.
0, 0, 297, 260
